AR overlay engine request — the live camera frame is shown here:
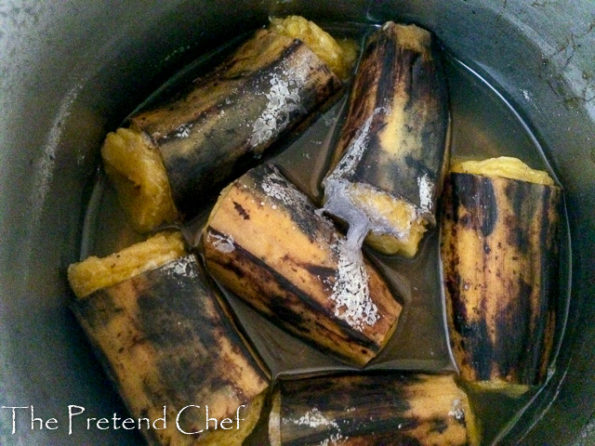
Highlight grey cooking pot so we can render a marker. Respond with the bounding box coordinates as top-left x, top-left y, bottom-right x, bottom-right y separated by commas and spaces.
0, 1, 593, 444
